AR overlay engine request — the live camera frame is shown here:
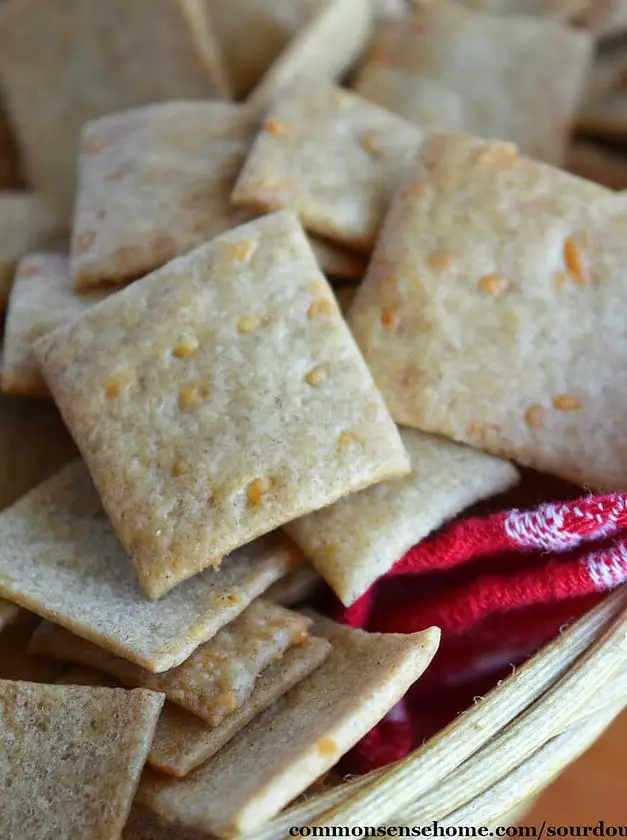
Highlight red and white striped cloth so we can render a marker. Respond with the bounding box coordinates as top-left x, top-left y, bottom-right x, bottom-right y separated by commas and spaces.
333, 490, 627, 774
